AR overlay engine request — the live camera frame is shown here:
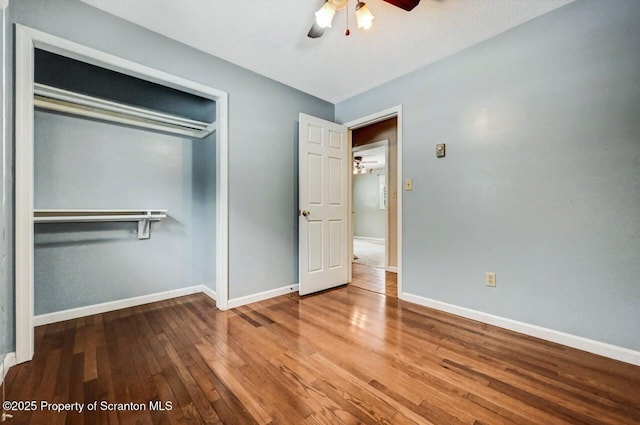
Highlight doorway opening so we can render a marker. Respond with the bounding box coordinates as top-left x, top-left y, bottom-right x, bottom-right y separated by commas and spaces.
347, 112, 401, 297
352, 141, 387, 269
